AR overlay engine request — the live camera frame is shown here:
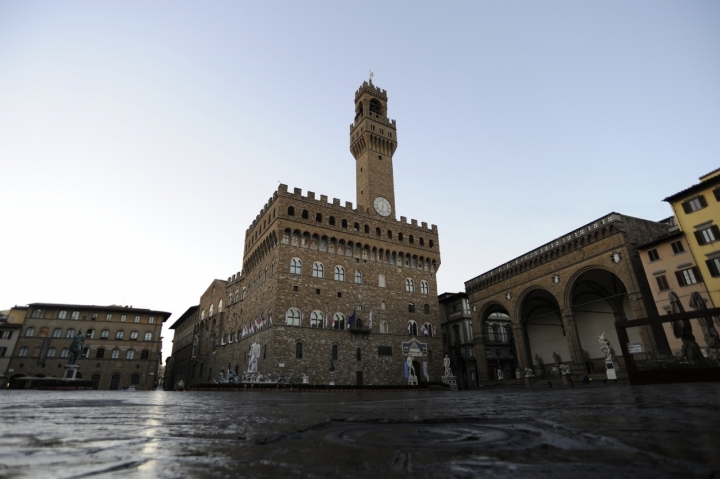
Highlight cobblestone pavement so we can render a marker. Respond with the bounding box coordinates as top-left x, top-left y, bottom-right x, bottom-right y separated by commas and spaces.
1, 382, 719, 479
